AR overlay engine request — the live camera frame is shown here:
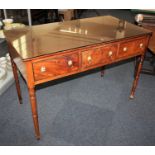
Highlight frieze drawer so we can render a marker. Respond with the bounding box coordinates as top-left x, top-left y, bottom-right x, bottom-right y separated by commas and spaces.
118, 37, 147, 58
33, 52, 79, 81
81, 47, 102, 69
101, 44, 118, 64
